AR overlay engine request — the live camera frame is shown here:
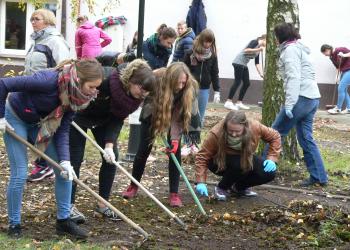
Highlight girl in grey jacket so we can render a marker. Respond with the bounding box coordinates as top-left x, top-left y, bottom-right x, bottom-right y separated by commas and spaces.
271, 23, 328, 187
